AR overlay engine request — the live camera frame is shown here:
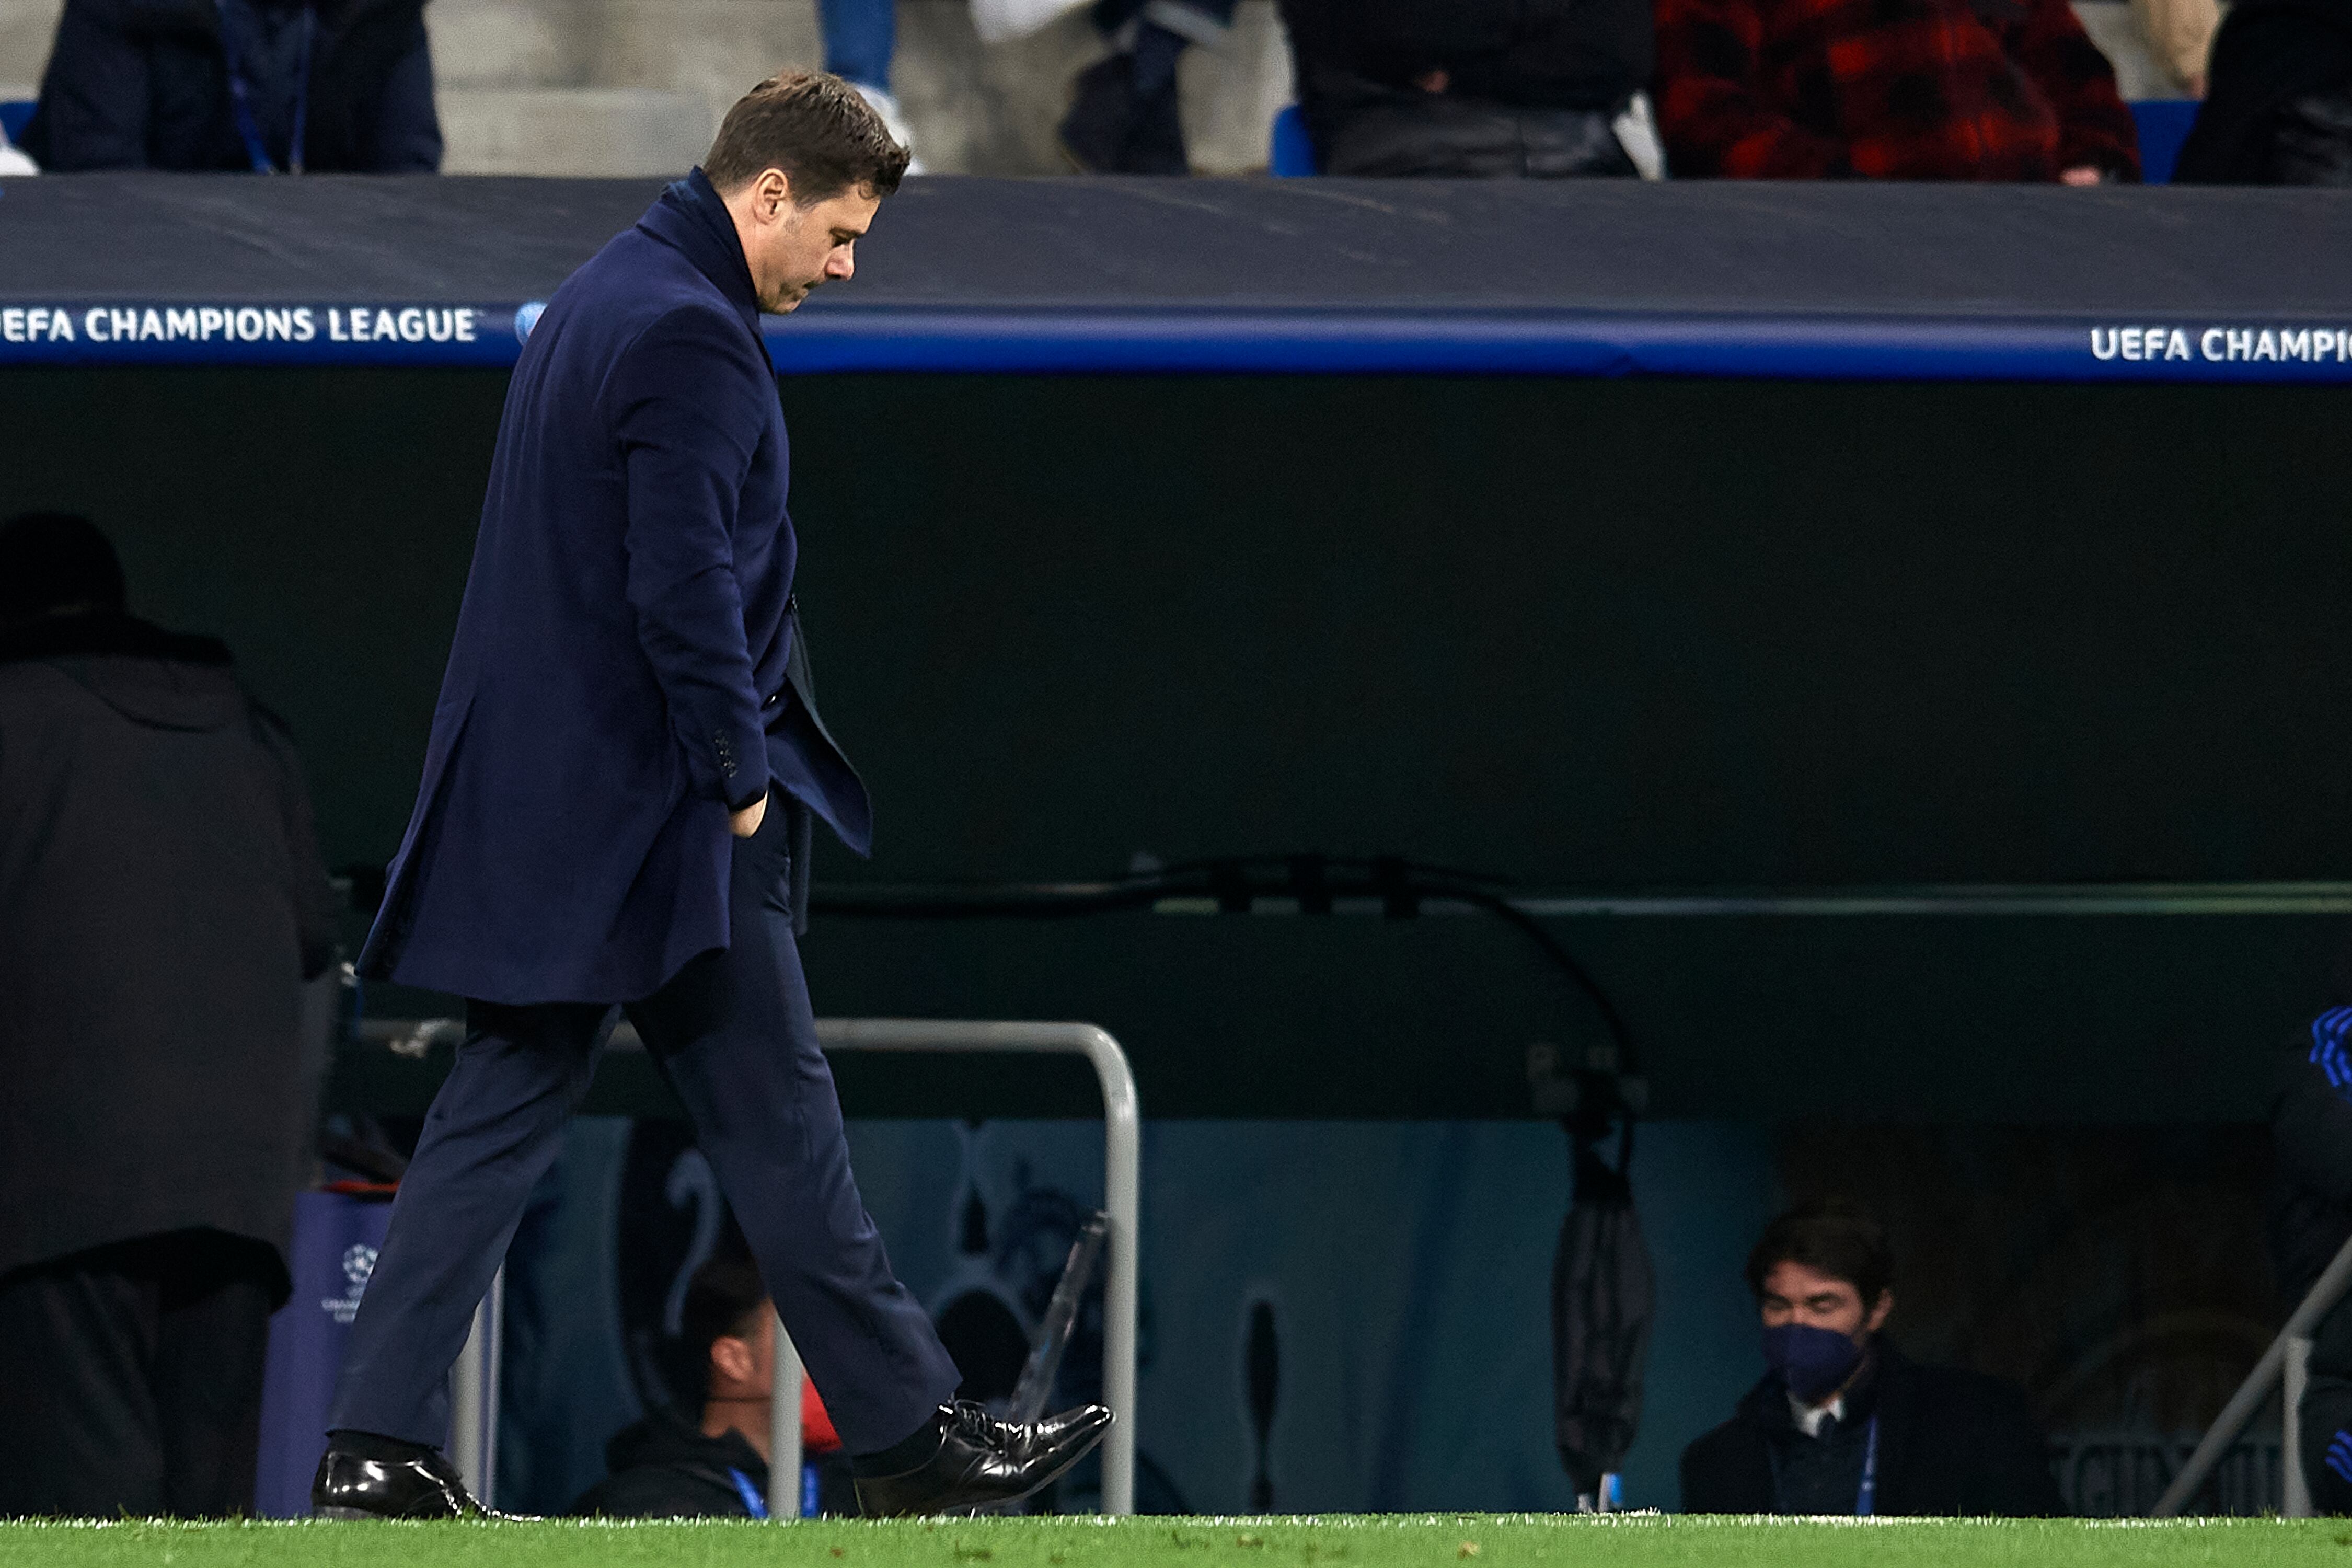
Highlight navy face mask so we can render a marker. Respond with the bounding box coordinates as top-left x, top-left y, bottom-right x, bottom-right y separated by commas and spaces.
1762, 1322, 1865, 1403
